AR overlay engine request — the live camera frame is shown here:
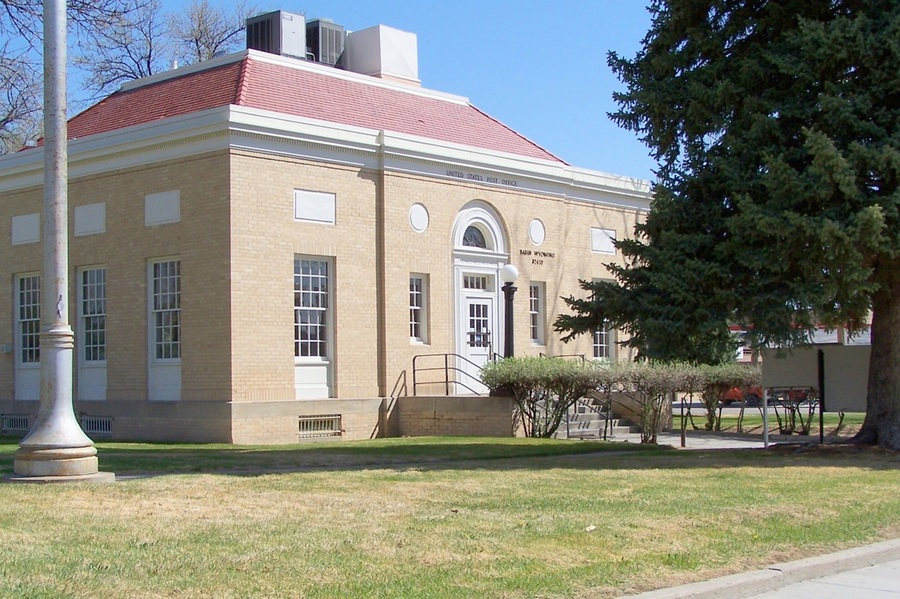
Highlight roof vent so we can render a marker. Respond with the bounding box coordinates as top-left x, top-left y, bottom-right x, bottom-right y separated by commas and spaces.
306, 18, 345, 66
246, 10, 307, 59
344, 25, 420, 86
